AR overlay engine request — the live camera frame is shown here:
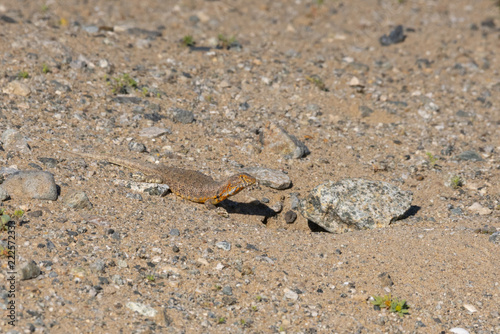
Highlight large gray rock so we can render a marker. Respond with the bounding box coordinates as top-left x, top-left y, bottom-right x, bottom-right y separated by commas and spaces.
299, 178, 413, 233
1, 171, 58, 200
